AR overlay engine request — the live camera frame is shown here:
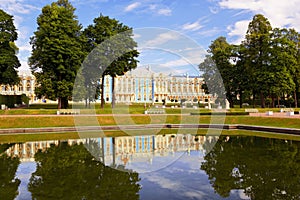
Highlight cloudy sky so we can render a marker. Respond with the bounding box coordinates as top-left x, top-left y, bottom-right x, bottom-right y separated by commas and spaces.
1, 0, 300, 75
